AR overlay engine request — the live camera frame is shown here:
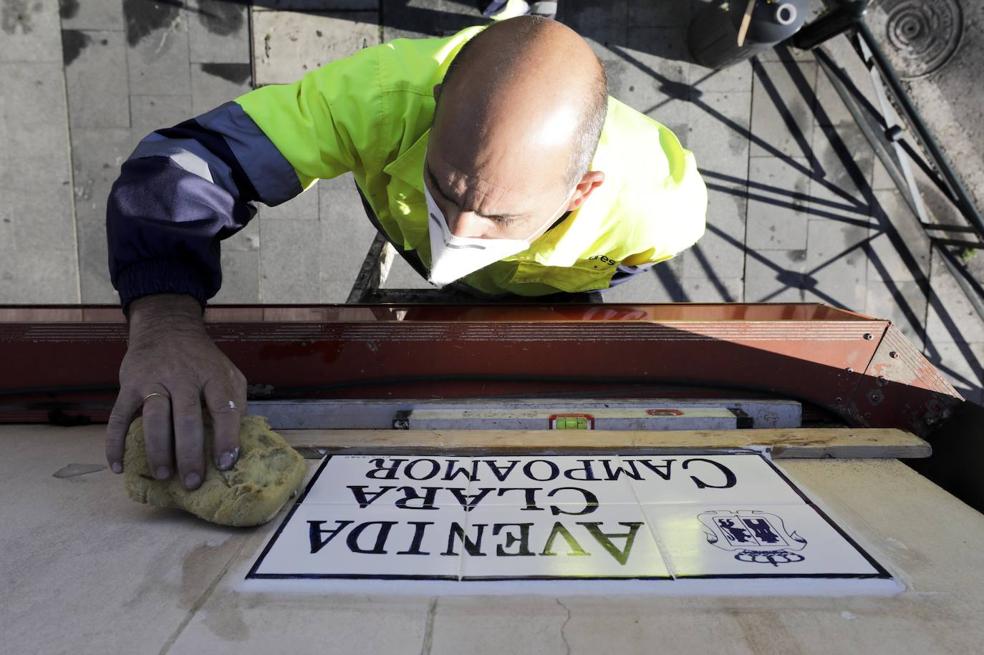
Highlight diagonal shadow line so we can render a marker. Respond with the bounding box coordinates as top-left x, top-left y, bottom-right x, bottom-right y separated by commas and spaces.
643, 69, 724, 113
927, 358, 980, 389
813, 48, 960, 208
803, 233, 880, 278
702, 169, 871, 216
654, 265, 689, 301
938, 246, 984, 305
703, 224, 841, 309
705, 182, 878, 229
750, 58, 824, 176
777, 48, 982, 361
812, 47, 888, 129
690, 245, 736, 302
777, 50, 935, 280
689, 96, 869, 209
864, 244, 929, 346
691, 69, 722, 88
923, 286, 984, 384
608, 45, 869, 210
755, 234, 889, 306
706, 223, 785, 275
706, 222, 871, 309
814, 44, 968, 205
754, 273, 846, 308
